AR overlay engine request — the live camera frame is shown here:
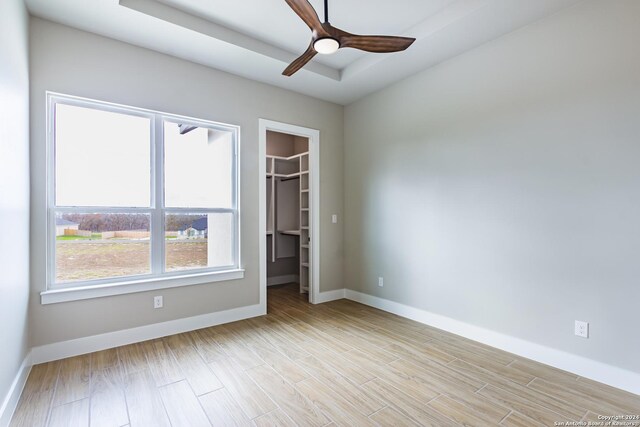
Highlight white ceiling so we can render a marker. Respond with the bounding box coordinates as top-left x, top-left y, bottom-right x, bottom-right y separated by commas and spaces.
25, 0, 582, 105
